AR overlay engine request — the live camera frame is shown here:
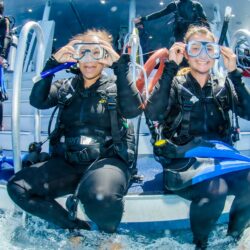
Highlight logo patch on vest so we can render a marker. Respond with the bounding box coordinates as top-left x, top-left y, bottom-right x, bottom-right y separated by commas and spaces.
99, 98, 107, 104
190, 96, 199, 104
